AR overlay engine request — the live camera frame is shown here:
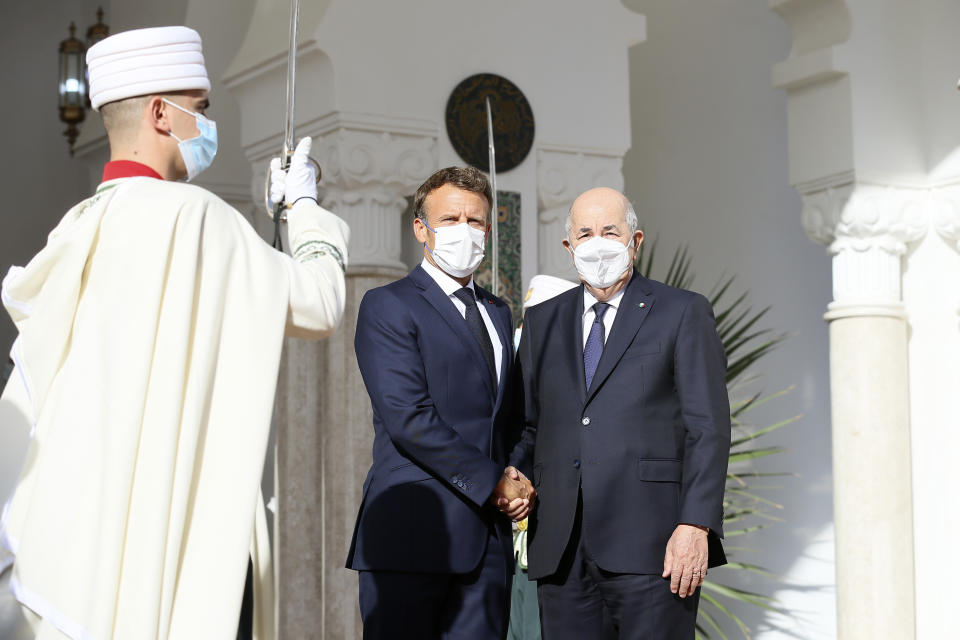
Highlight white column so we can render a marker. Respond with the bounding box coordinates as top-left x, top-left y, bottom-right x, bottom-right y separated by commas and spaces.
766, 0, 960, 634
800, 178, 924, 640
537, 145, 627, 279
